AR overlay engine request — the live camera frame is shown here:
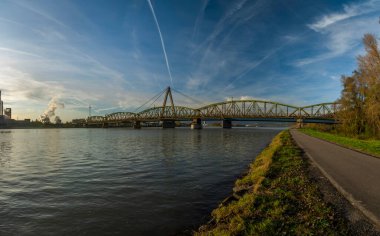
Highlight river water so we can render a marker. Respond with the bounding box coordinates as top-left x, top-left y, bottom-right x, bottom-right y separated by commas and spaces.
0, 127, 281, 235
